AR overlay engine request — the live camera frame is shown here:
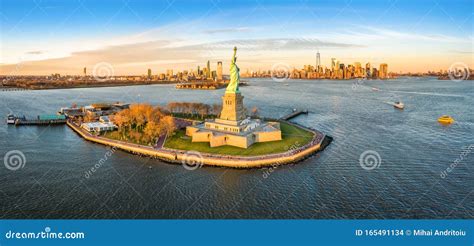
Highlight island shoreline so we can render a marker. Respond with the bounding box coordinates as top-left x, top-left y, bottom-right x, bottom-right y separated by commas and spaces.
66, 120, 331, 169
